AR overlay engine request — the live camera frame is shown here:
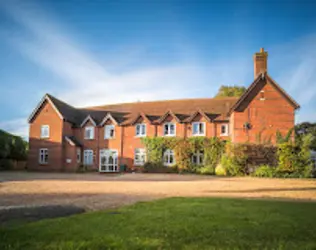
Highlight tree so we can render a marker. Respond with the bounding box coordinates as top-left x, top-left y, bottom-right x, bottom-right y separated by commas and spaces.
295, 122, 316, 151
215, 85, 246, 98
0, 129, 28, 160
